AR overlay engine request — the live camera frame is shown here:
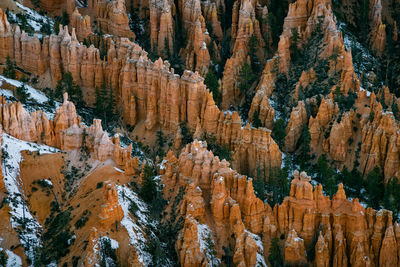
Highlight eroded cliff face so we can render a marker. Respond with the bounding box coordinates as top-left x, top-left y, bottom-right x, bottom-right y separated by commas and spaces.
220, 0, 265, 109
78, 0, 135, 39
161, 141, 269, 266
305, 83, 400, 181
0, 93, 137, 174
161, 141, 400, 266
1, 0, 400, 264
